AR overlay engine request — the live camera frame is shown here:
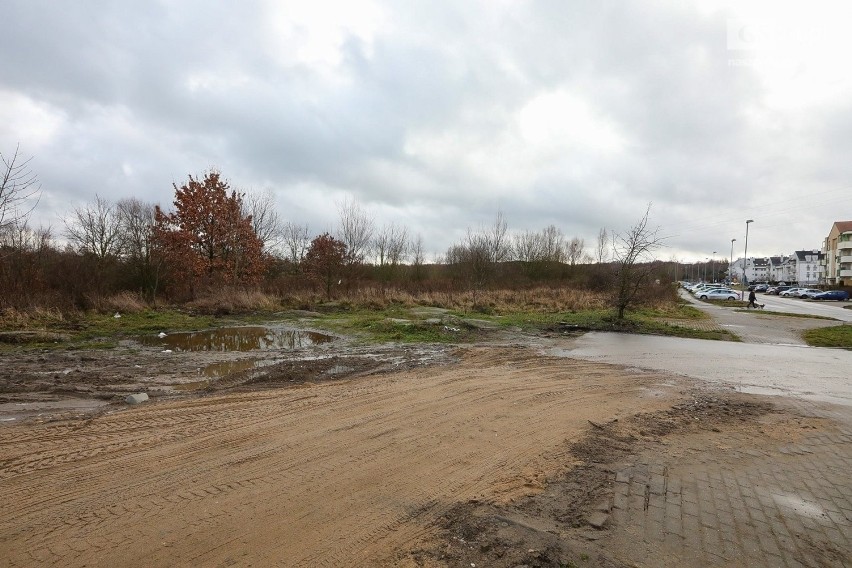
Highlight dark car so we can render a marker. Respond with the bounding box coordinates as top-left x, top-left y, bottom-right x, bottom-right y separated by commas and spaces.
754, 284, 768, 292
812, 290, 850, 301
768, 285, 792, 295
